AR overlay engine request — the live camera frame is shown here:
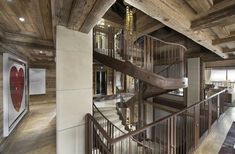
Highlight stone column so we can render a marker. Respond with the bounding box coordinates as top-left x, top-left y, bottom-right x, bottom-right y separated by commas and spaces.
56, 26, 92, 154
